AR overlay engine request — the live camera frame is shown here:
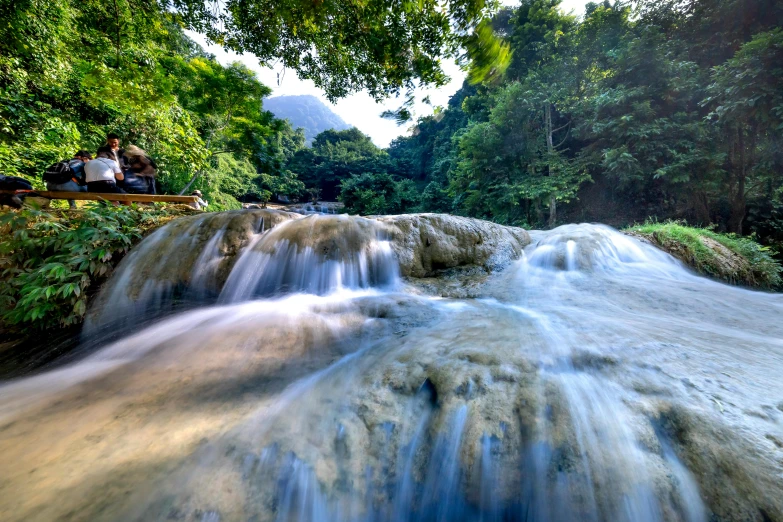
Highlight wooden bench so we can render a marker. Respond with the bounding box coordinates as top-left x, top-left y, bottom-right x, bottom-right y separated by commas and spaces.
1, 190, 200, 207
